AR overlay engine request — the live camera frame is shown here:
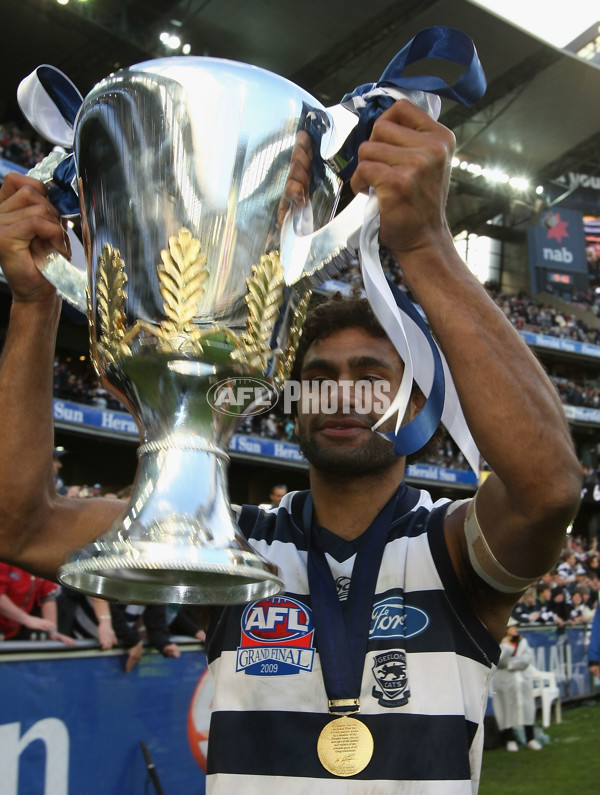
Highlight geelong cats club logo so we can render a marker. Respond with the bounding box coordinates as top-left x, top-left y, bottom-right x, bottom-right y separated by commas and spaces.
371, 650, 411, 707
236, 596, 315, 676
